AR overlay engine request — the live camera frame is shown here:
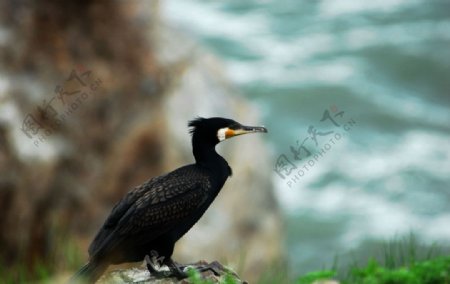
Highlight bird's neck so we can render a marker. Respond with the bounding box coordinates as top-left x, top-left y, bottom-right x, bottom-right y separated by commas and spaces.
194, 145, 231, 186
191, 135, 231, 177
193, 144, 222, 165
193, 142, 232, 190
